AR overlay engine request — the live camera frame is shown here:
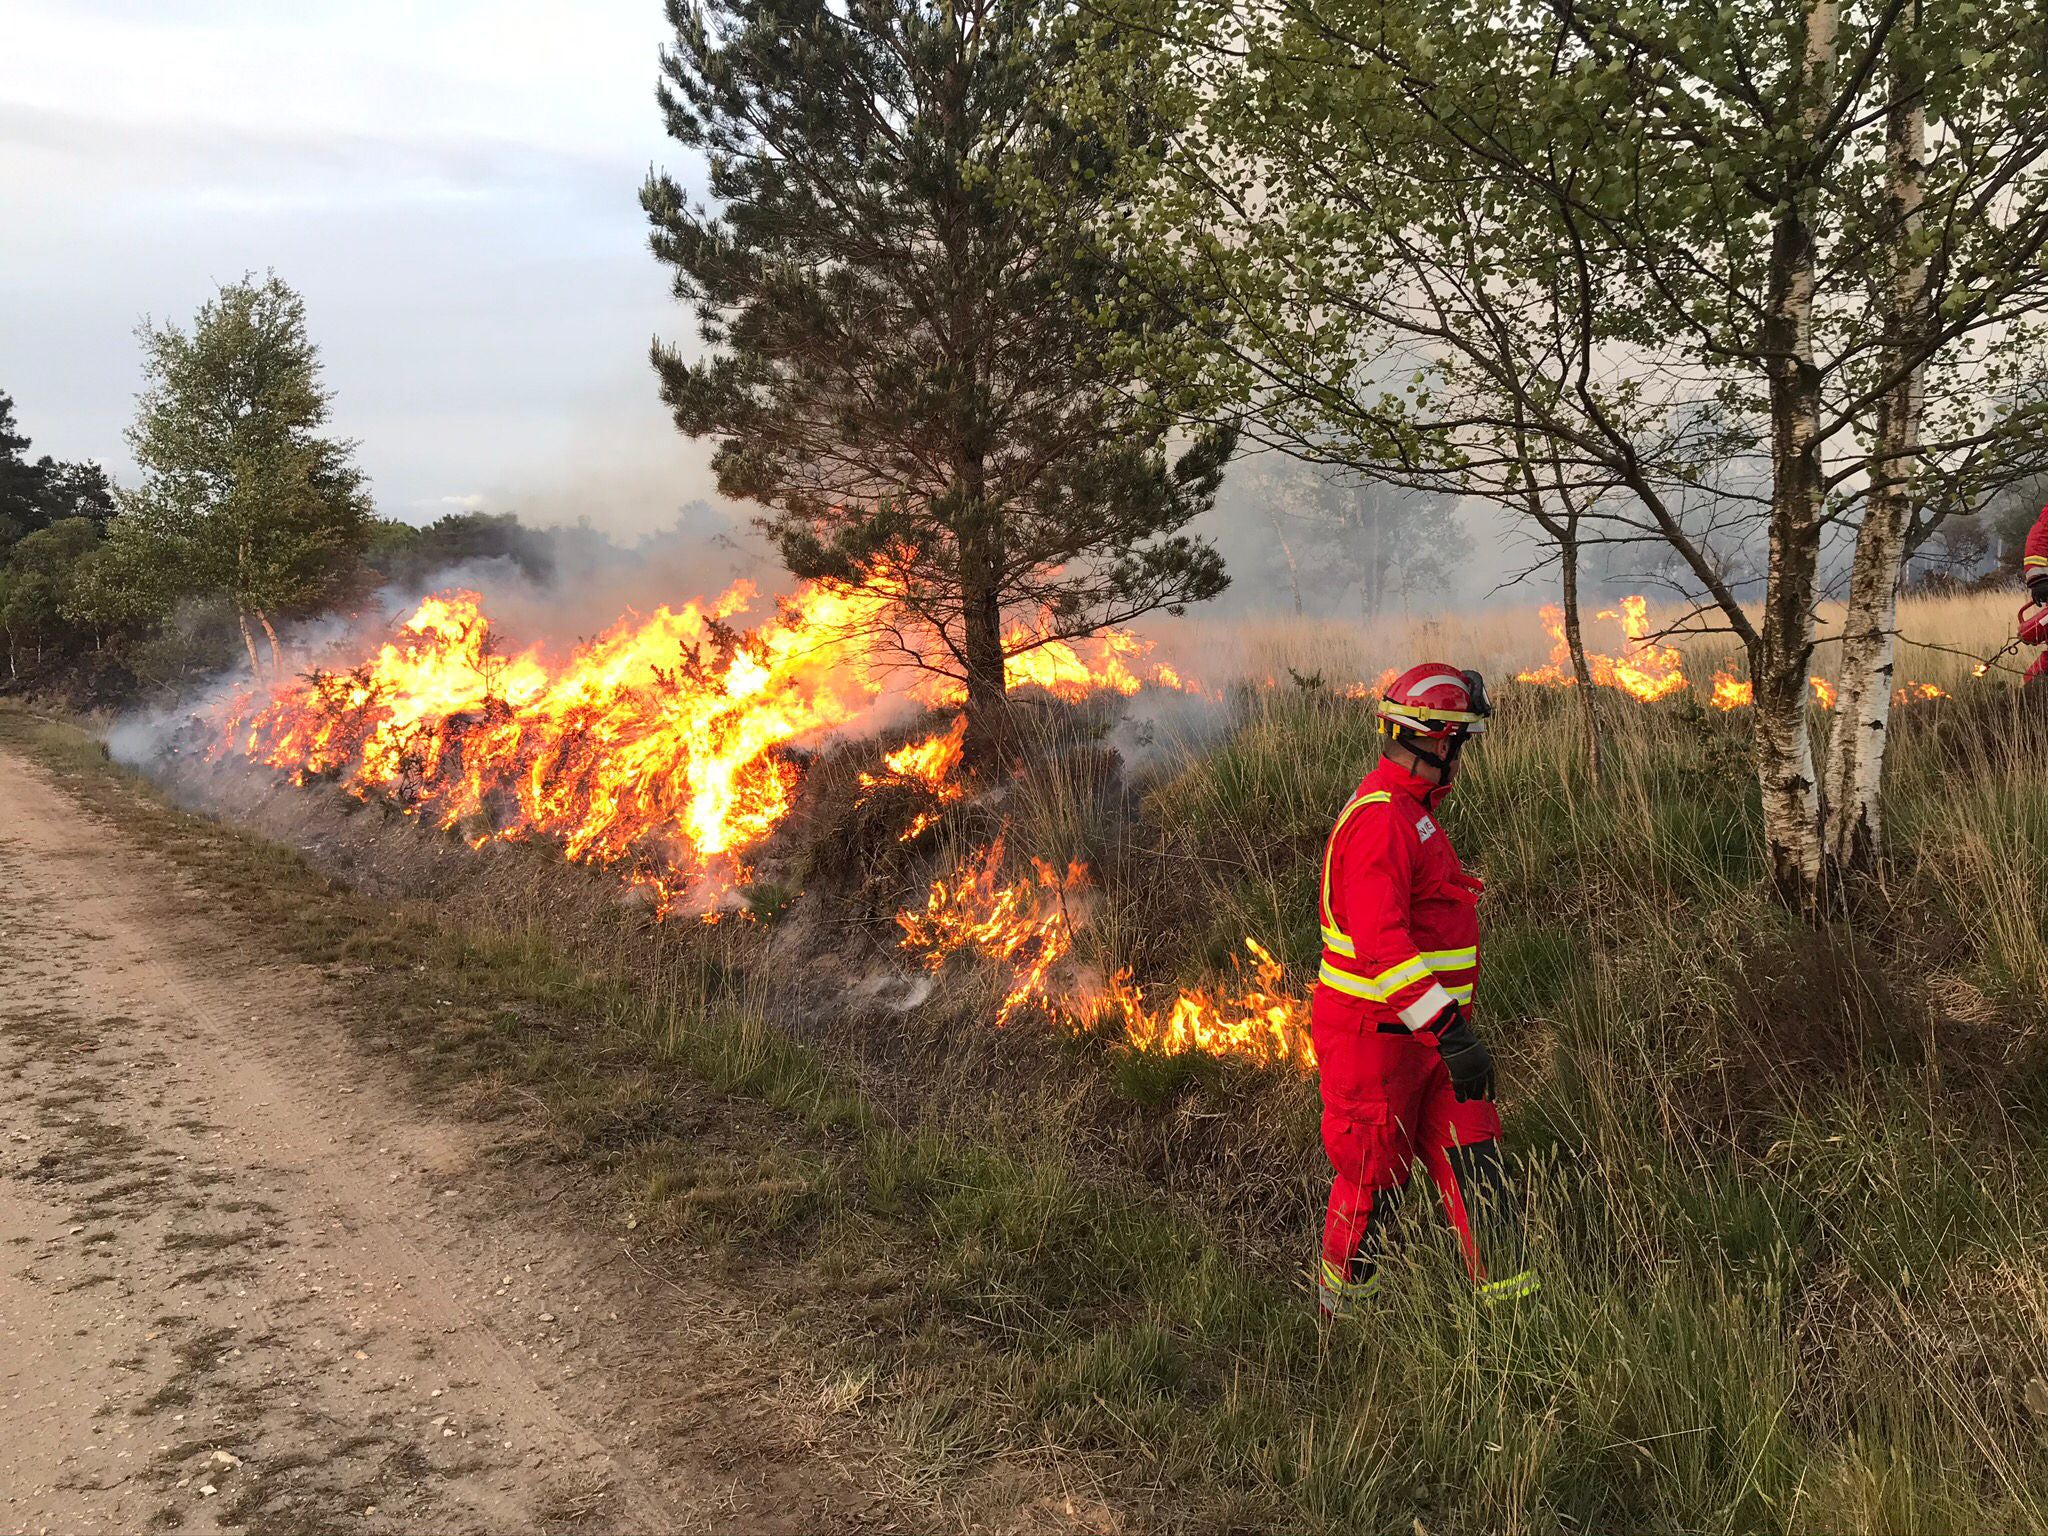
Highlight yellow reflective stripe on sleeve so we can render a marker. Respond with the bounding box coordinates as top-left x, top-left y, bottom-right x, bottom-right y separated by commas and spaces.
1476, 1270, 1541, 1305
1368, 955, 1432, 993
1319, 791, 1393, 943
1317, 960, 1383, 1000
2028, 554, 2048, 568
1319, 965, 1469, 1012
1324, 941, 1472, 979
1318, 953, 1439, 1003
